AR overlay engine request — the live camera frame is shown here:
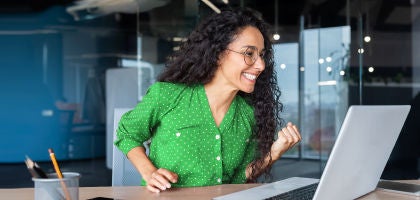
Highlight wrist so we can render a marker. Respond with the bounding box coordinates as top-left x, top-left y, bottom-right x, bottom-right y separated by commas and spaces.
268, 151, 281, 164
143, 167, 158, 182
